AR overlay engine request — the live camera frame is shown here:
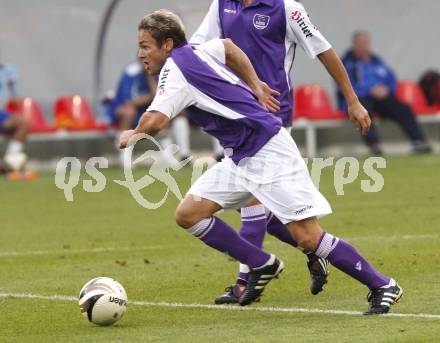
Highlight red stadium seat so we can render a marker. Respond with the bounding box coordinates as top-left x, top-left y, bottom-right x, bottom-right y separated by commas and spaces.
293, 85, 346, 121
396, 81, 439, 115
53, 95, 108, 130
5, 97, 57, 133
